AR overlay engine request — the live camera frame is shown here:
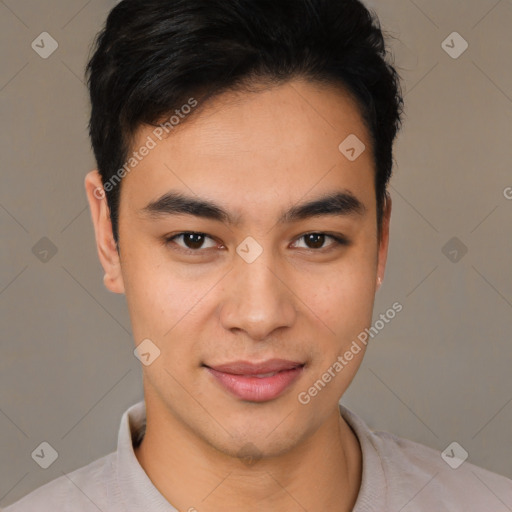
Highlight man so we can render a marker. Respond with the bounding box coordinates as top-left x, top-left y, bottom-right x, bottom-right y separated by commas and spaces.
5, 0, 512, 510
